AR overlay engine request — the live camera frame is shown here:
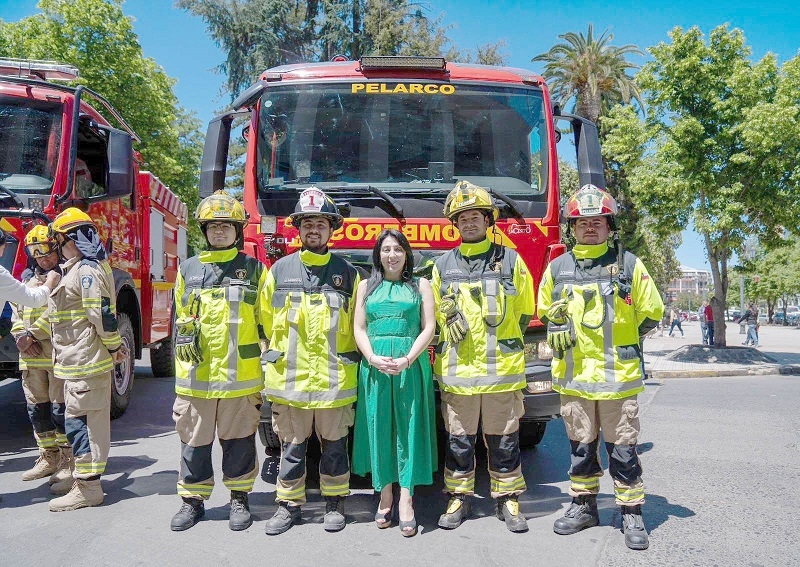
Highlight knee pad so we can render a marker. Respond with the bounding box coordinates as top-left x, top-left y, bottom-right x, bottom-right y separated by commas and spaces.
445, 434, 476, 473
569, 438, 603, 477
484, 432, 520, 473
